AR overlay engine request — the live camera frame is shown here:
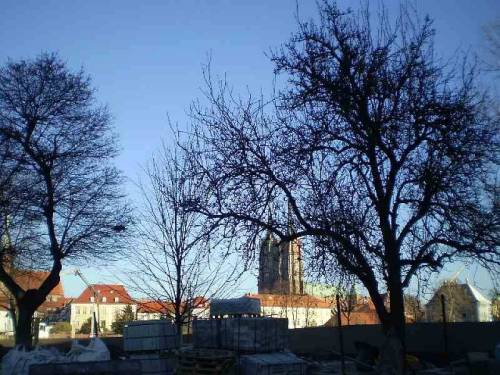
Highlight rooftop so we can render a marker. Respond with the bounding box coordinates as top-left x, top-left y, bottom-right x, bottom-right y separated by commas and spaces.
73, 284, 133, 304
246, 293, 332, 309
1, 269, 64, 297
